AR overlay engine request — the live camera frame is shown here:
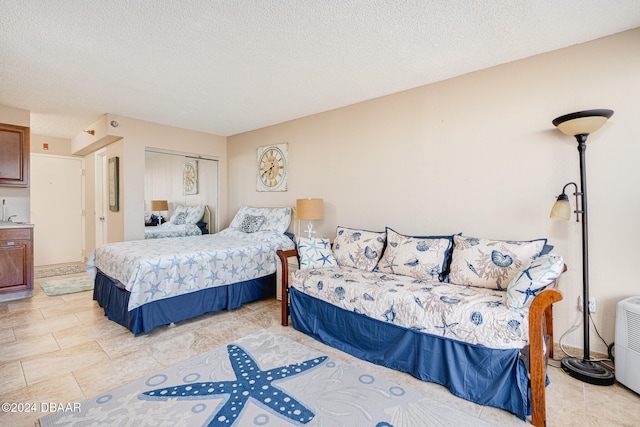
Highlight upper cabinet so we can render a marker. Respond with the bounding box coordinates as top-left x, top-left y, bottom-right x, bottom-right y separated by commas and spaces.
0, 123, 30, 187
